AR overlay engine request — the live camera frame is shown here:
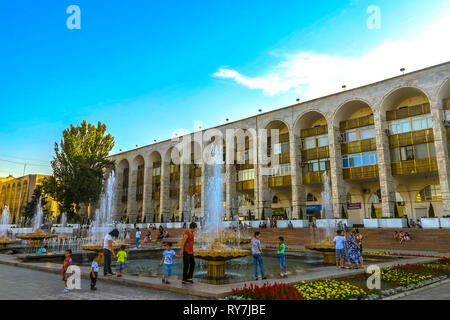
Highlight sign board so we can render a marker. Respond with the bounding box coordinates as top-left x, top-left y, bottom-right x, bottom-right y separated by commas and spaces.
306, 205, 322, 211
347, 203, 362, 210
